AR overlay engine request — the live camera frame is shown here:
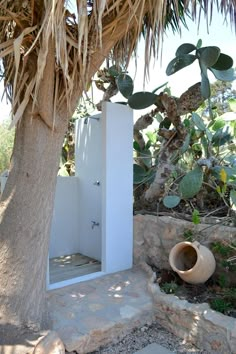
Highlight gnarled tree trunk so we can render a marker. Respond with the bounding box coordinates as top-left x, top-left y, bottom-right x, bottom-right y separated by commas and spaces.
0, 104, 69, 337
1, 0, 233, 342
0, 1, 147, 338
